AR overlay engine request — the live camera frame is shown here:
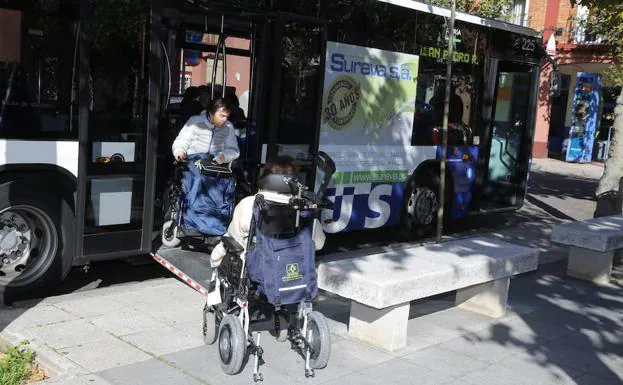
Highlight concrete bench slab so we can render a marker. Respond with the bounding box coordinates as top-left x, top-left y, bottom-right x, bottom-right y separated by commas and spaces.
317, 236, 538, 351
551, 214, 623, 285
